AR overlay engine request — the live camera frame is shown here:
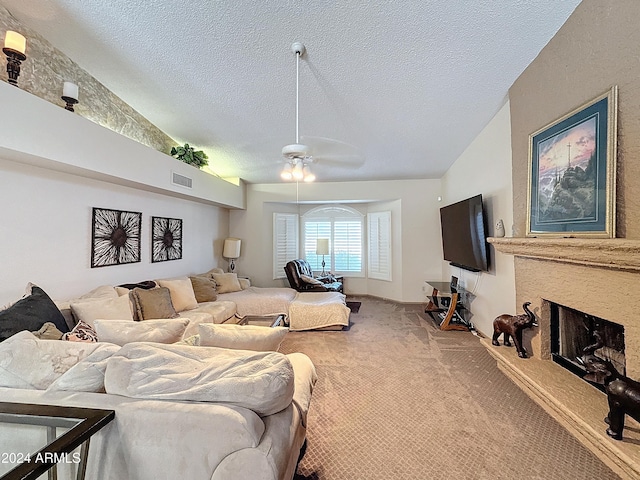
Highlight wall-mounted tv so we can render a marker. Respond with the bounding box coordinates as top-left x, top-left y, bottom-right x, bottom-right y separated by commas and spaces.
439, 194, 489, 272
